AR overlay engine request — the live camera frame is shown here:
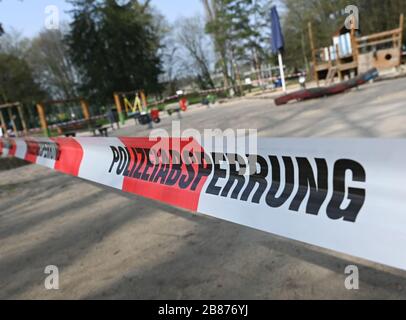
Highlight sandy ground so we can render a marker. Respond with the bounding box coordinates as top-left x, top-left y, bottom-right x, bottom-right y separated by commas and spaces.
2, 78, 406, 299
